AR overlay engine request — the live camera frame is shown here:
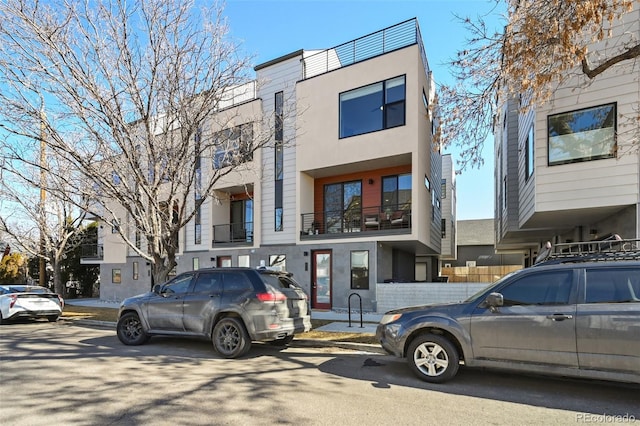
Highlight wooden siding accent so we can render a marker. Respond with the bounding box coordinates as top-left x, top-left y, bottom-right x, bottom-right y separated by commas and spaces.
313, 165, 412, 212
